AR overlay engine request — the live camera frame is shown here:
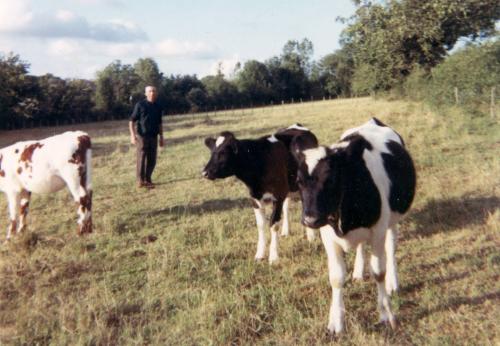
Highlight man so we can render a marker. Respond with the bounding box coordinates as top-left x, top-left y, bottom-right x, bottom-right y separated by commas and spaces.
129, 85, 164, 188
